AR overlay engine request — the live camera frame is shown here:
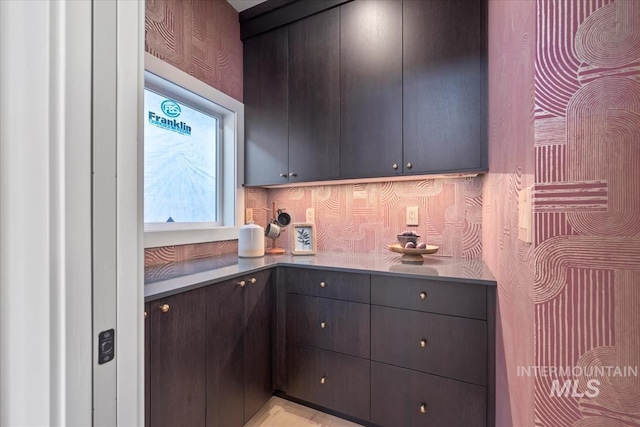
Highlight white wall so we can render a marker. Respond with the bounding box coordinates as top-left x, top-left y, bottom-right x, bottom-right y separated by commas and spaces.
0, 1, 142, 425
0, 1, 92, 425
